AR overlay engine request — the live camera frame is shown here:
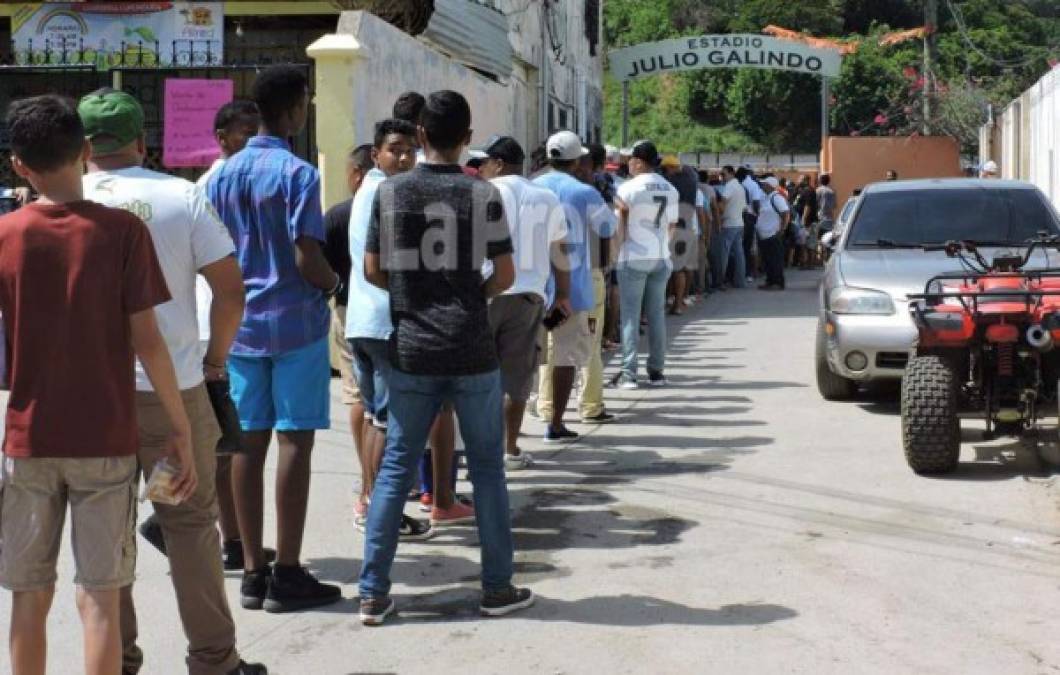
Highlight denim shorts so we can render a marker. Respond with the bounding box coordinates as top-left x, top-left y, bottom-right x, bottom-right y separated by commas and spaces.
228, 336, 331, 432
350, 338, 392, 429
